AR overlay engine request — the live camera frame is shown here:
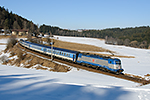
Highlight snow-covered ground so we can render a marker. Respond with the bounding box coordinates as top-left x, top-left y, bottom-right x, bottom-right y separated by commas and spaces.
0, 36, 150, 100
55, 36, 150, 76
